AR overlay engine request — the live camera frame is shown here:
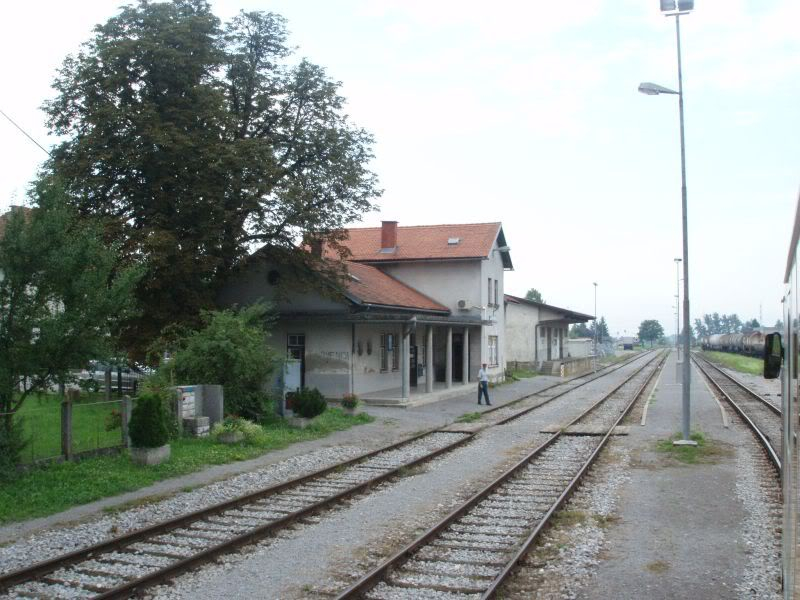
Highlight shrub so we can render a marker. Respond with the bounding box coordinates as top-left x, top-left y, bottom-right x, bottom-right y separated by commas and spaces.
292, 388, 327, 419
157, 305, 278, 421
0, 417, 26, 479
341, 394, 359, 409
129, 392, 169, 448
211, 416, 264, 444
